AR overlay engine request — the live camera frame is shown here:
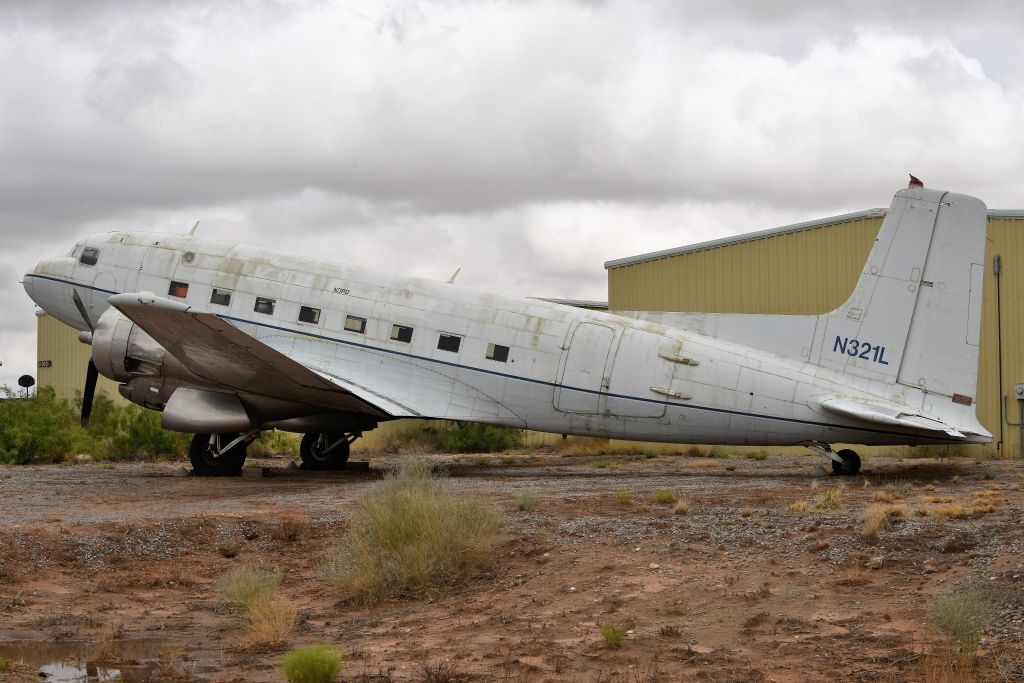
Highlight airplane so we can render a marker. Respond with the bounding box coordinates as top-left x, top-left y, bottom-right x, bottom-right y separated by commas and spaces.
22, 180, 991, 477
